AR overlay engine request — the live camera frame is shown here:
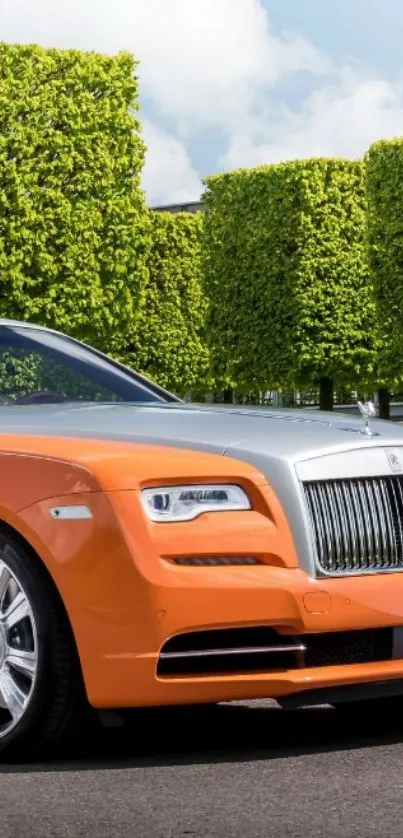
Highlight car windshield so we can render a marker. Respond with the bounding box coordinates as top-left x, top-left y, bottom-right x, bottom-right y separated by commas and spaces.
0, 326, 173, 405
